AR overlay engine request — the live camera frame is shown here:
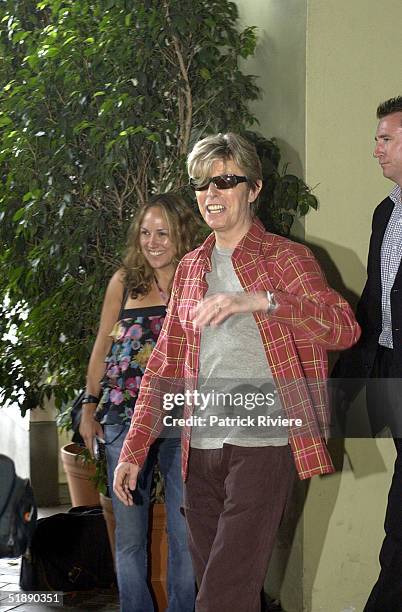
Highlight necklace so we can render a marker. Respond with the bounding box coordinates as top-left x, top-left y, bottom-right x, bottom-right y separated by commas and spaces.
154, 275, 170, 305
